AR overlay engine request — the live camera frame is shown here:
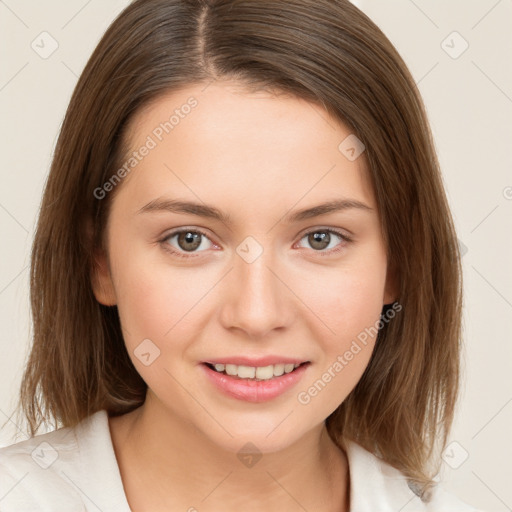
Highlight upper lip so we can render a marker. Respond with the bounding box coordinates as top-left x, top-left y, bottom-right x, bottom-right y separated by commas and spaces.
203, 356, 310, 367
